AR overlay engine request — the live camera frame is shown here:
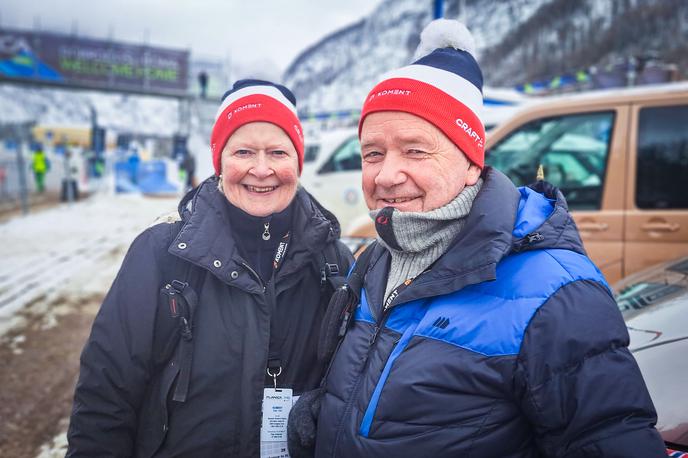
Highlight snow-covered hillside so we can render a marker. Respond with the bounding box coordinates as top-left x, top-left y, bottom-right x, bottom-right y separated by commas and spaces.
284, 0, 688, 113
0, 85, 180, 135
